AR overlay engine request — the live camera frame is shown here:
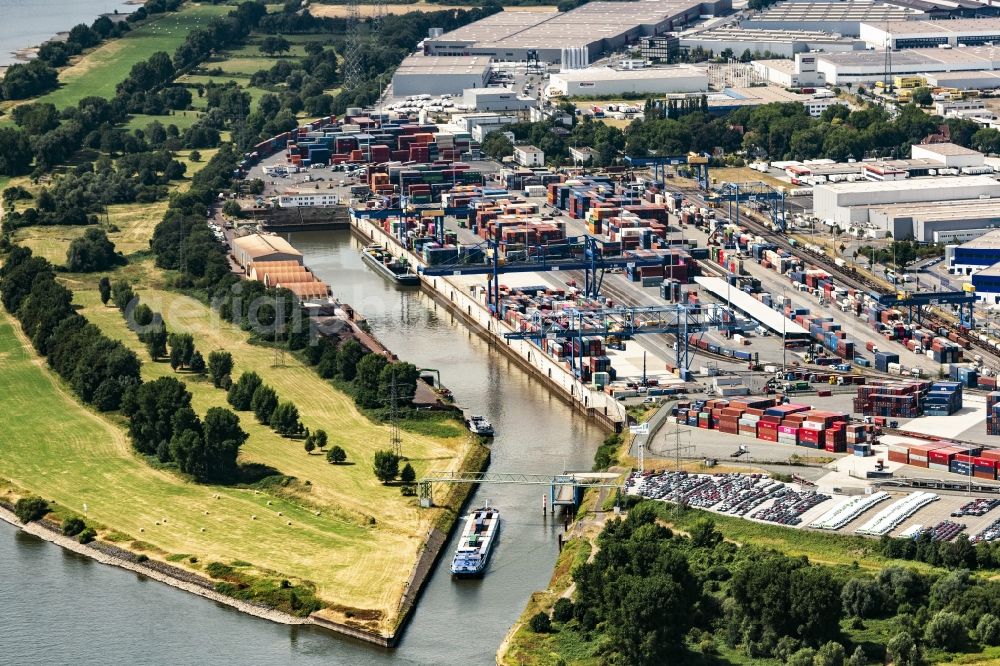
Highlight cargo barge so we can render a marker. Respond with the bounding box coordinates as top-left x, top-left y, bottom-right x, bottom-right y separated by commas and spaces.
451, 506, 500, 578
361, 244, 420, 286
466, 415, 495, 437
